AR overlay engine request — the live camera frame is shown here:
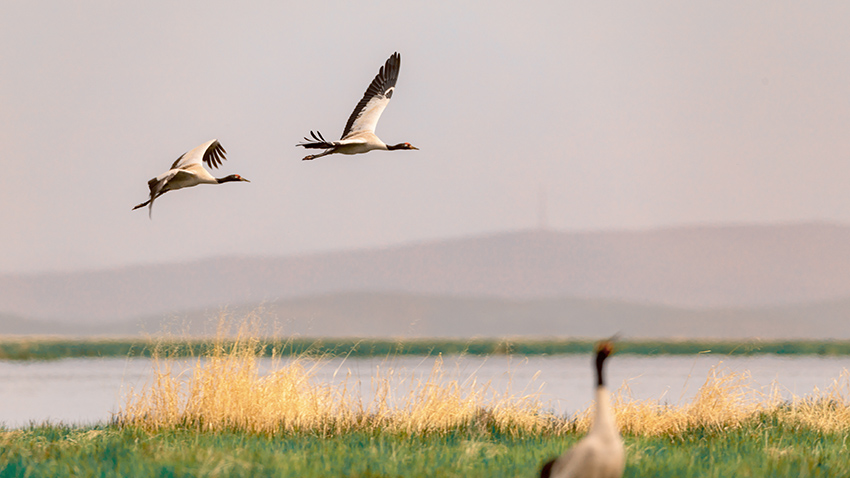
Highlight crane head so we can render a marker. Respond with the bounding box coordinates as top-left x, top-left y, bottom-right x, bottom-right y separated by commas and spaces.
595, 341, 614, 360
